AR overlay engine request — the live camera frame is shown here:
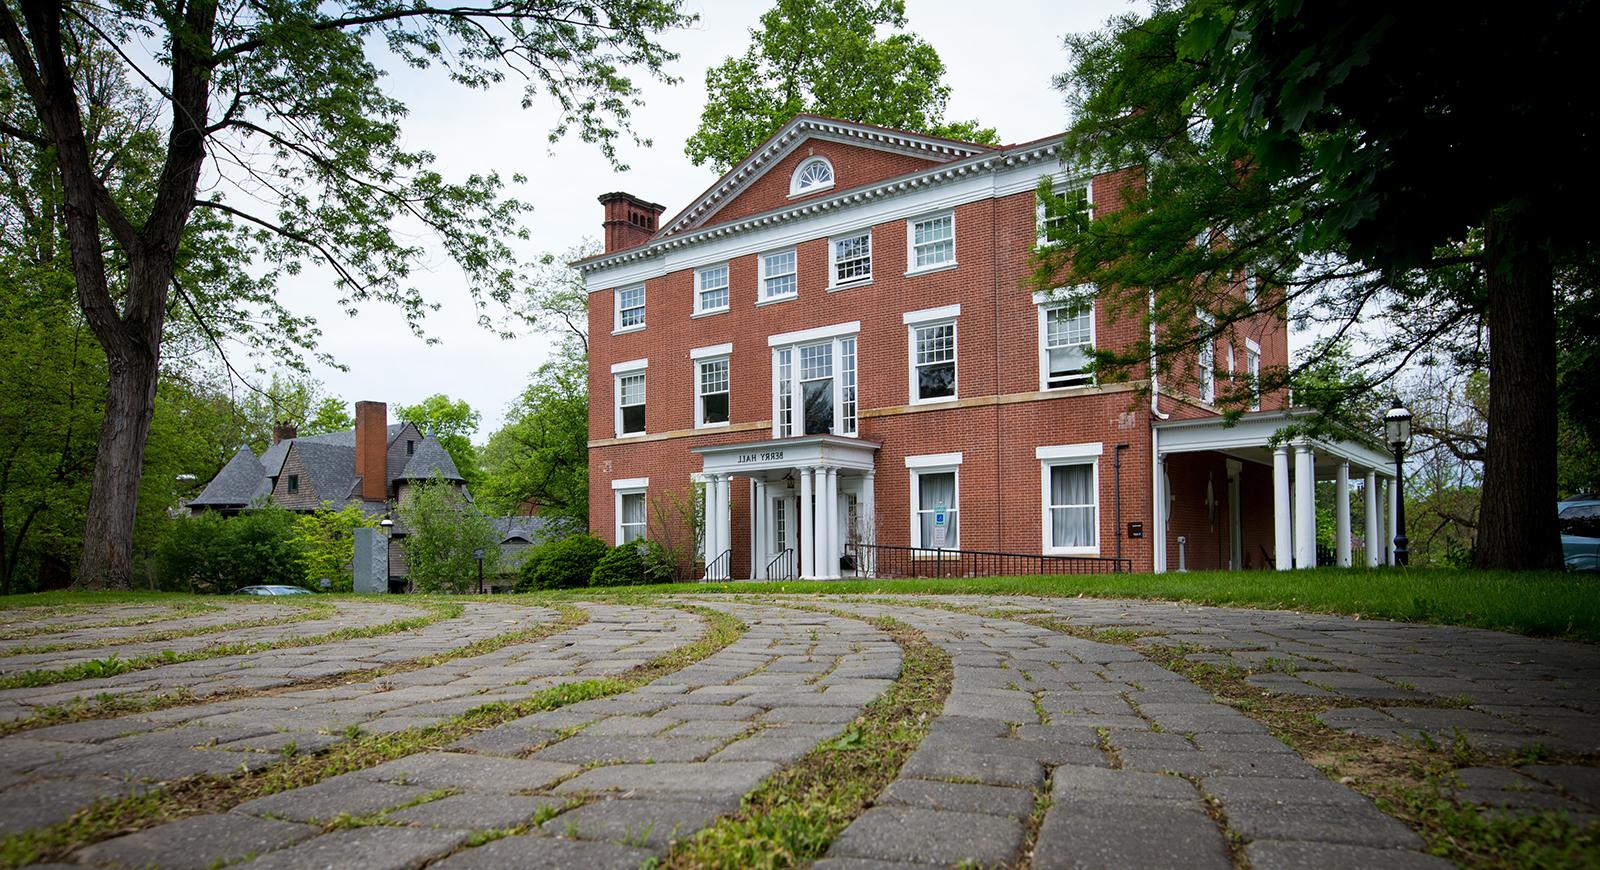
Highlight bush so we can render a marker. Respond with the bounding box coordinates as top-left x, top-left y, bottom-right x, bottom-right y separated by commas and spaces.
397, 481, 501, 594
157, 506, 307, 593
291, 504, 380, 592
525, 534, 608, 590
638, 539, 676, 585
589, 544, 645, 587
